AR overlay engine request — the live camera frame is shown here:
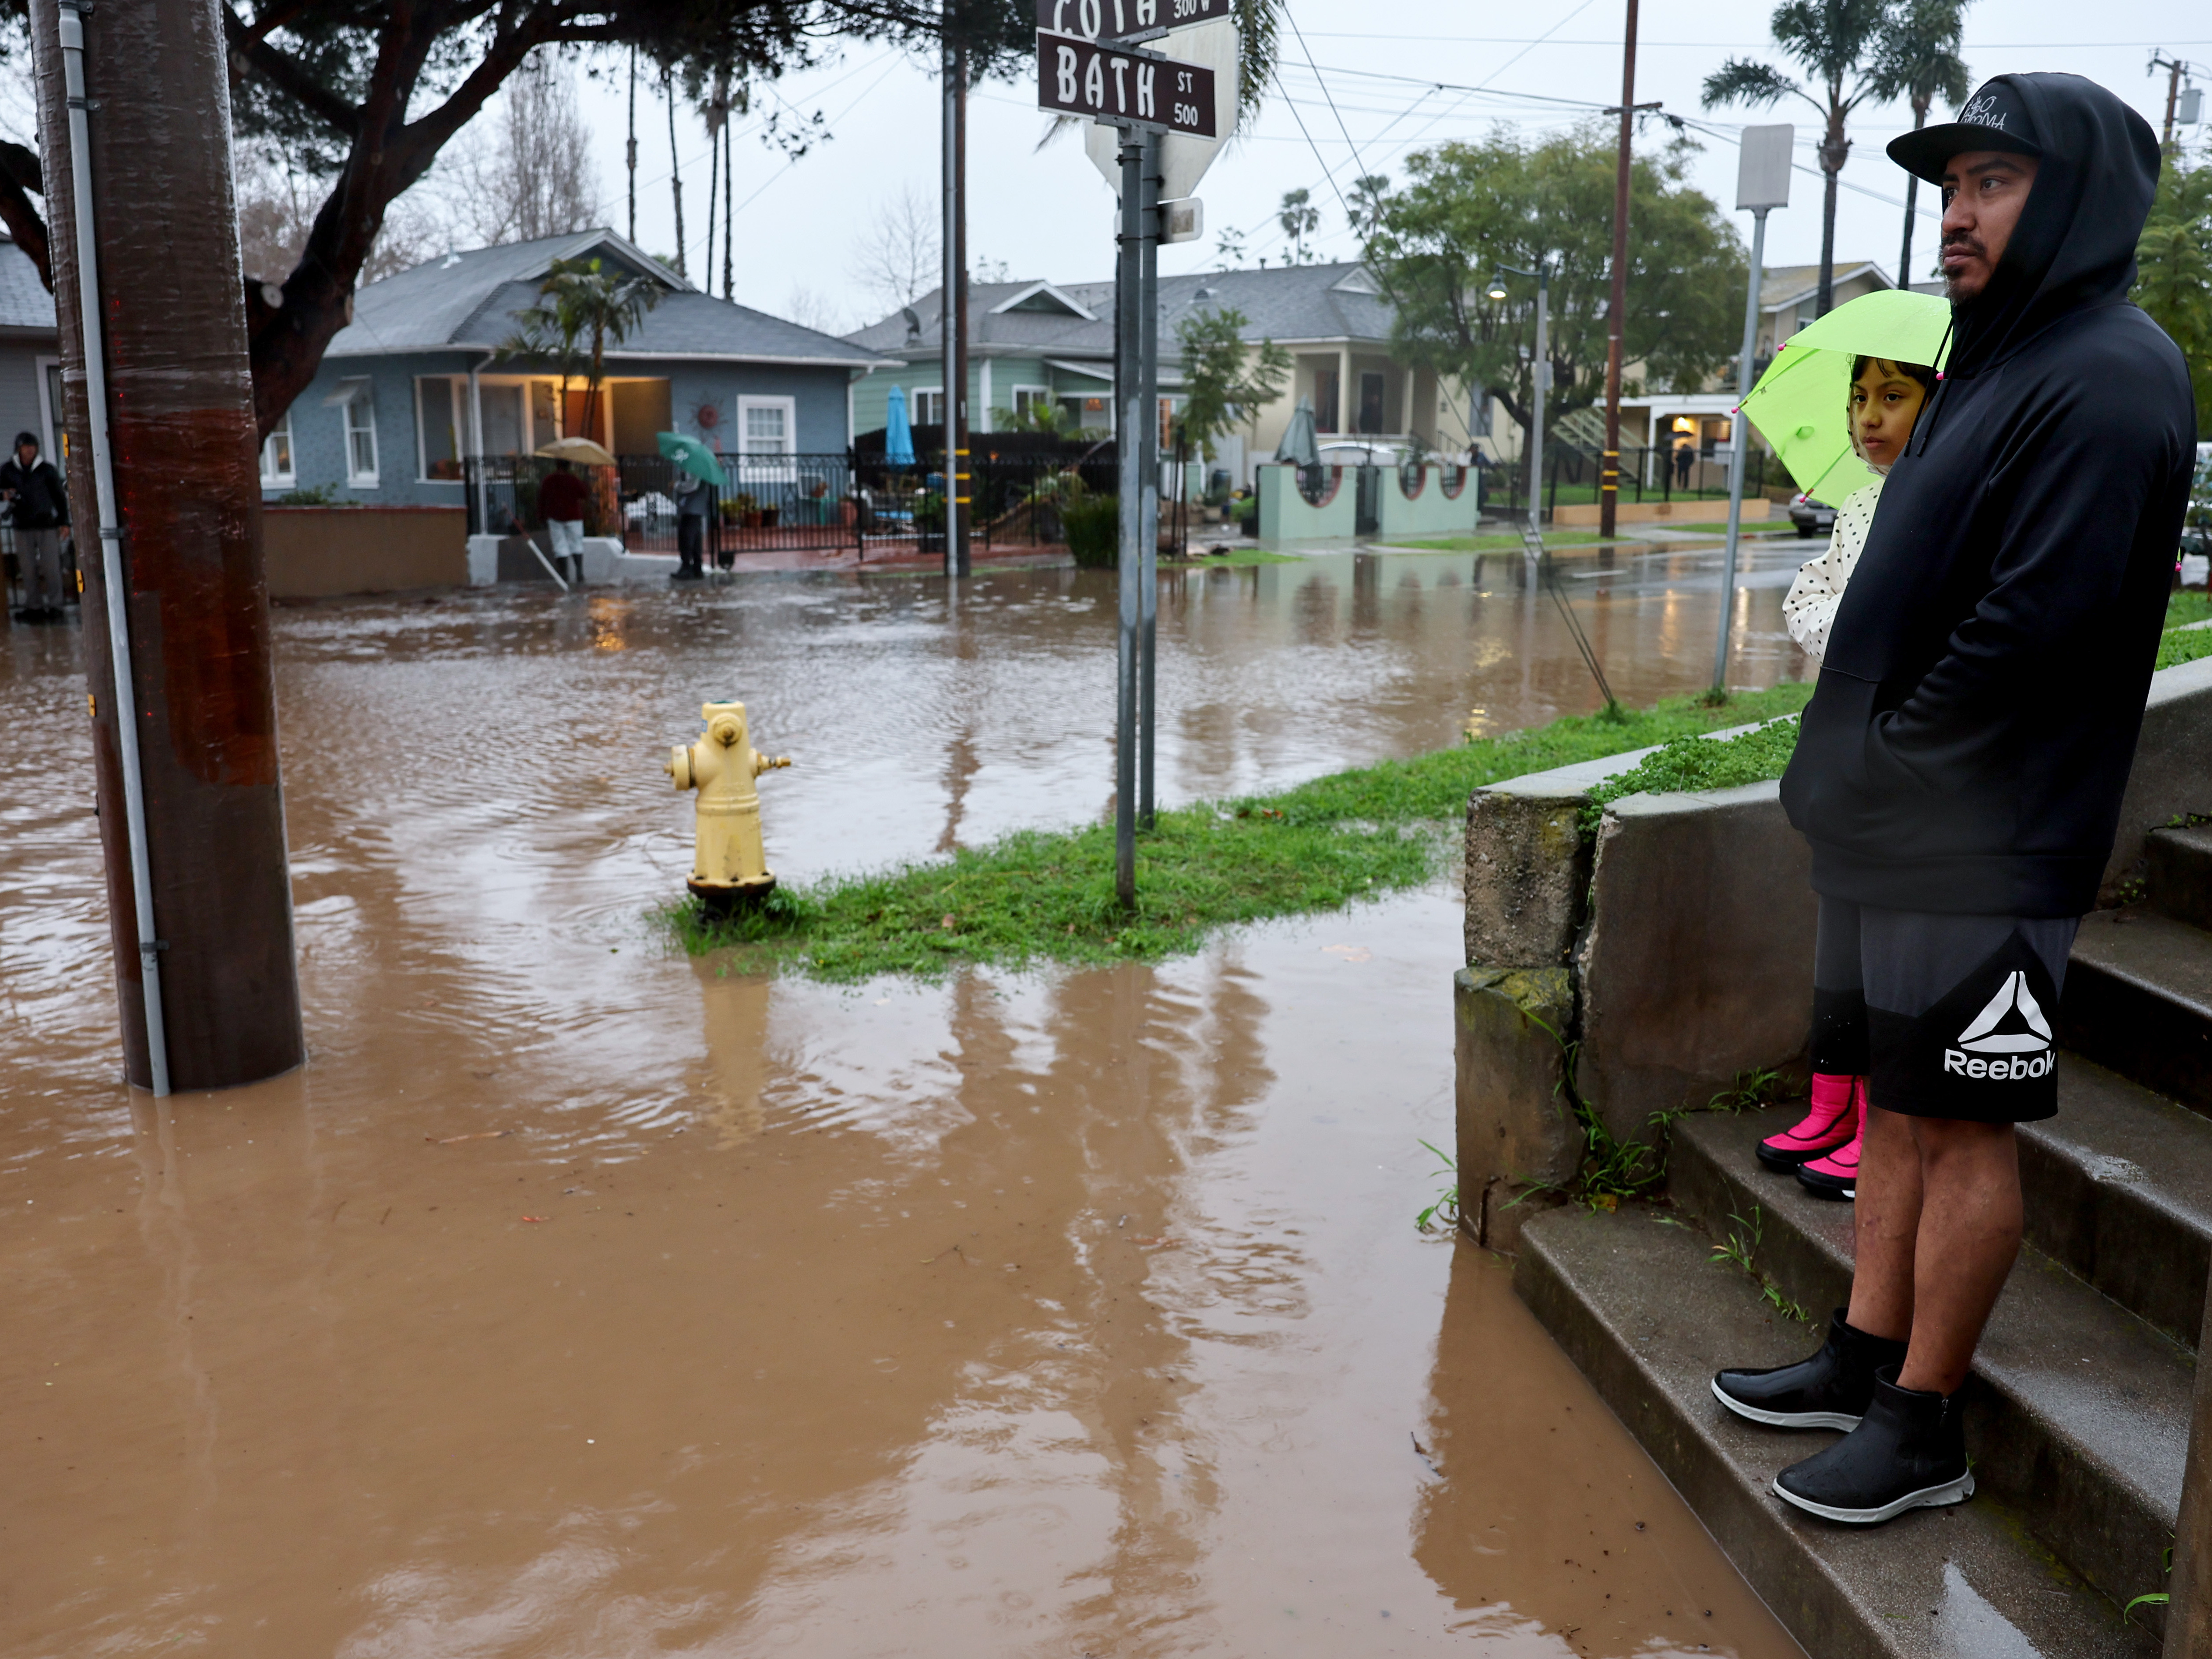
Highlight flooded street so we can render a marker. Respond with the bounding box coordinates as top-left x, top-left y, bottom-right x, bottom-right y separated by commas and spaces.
1, 541, 1813, 1656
